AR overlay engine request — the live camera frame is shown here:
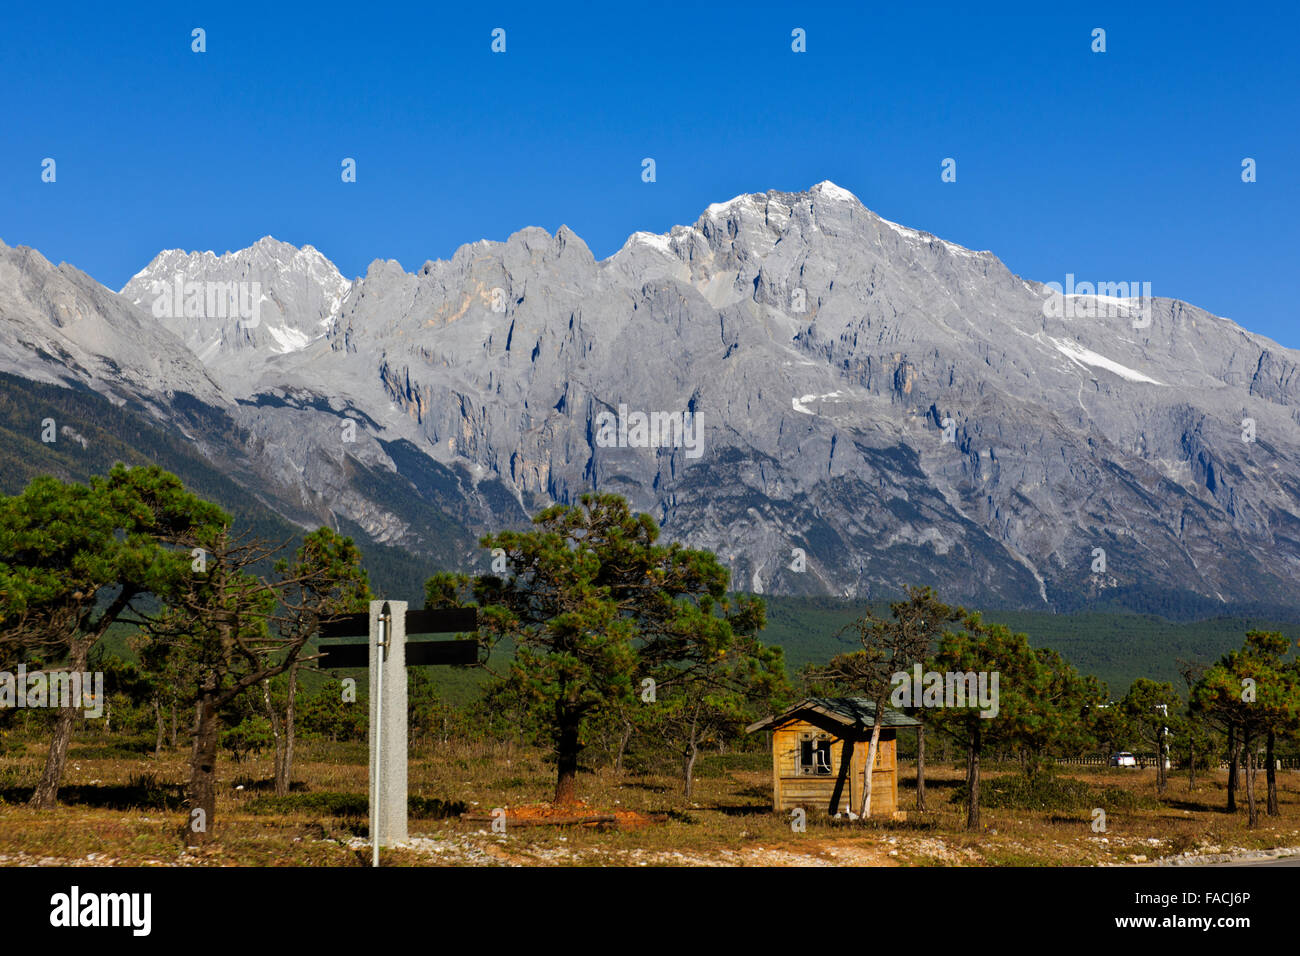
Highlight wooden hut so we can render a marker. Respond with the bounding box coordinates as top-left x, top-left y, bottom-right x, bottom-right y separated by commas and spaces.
746, 697, 919, 817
